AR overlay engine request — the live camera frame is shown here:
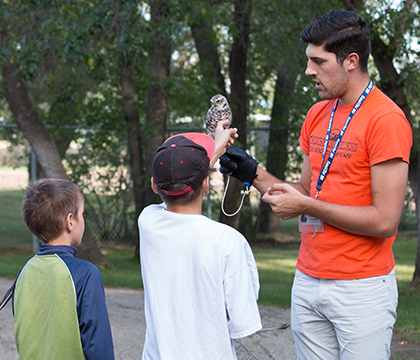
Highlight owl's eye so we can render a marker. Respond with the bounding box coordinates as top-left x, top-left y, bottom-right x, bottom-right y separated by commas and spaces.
216, 100, 221, 103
